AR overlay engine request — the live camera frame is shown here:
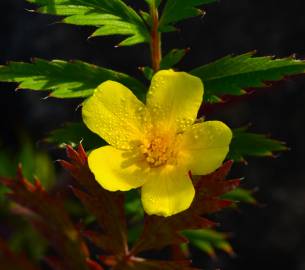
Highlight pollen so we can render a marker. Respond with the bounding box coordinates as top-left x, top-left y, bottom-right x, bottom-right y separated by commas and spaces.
140, 136, 175, 167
